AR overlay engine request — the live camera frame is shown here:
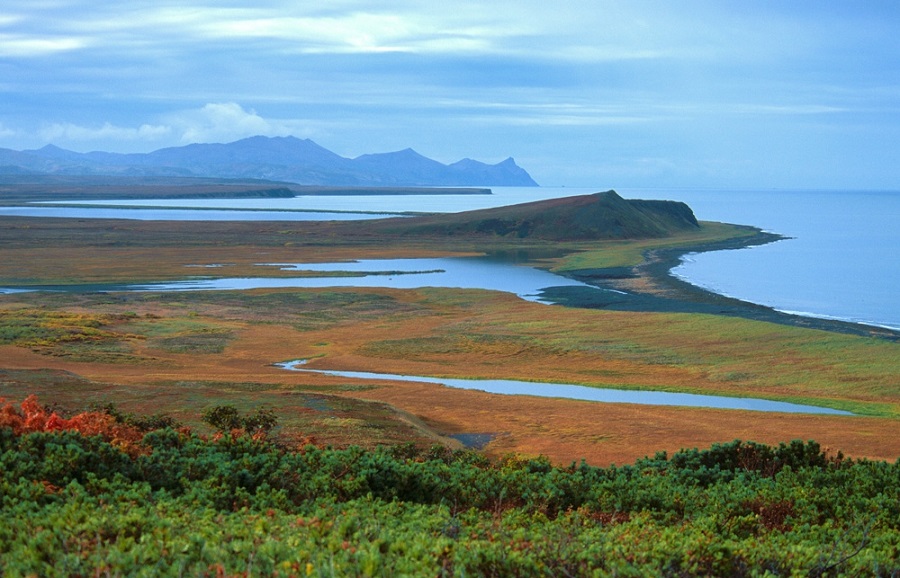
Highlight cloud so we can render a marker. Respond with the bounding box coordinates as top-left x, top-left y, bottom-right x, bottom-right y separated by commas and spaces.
194, 12, 419, 54
38, 122, 171, 146
433, 99, 659, 127
0, 7, 86, 56
25, 102, 320, 151
27, 4, 501, 57
0, 34, 86, 56
147, 5, 533, 56
9, 2, 667, 61
732, 104, 846, 116
0, 122, 16, 139
165, 102, 311, 144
